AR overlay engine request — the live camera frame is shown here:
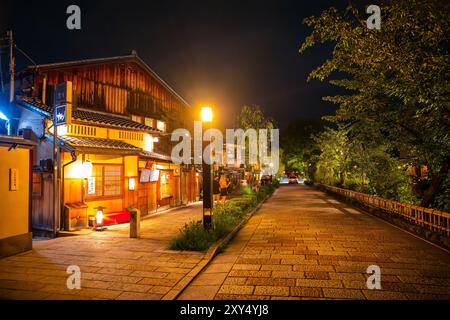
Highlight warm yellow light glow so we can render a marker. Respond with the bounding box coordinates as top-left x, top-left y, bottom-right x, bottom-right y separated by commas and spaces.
57, 125, 68, 136
128, 178, 136, 191
65, 160, 93, 179
153, 137, 159, 143
96, 210, 103, 225
143, 134, 154, 152
81, 160, 93, 179
200, 106, 213, 122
